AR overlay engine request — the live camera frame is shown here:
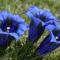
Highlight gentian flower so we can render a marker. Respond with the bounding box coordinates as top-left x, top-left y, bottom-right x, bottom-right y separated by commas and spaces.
0, 11, 29, 46
26, 6, 57, 42
36, 28, 60, 55
26, 7, 45, 42
26, 6, 56, 31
